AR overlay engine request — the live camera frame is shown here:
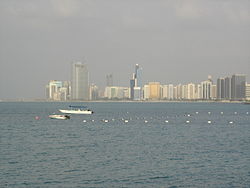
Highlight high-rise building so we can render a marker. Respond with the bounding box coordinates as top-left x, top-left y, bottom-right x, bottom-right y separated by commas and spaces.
201, 79, 212, 100
231, 74, 246, 100
130, 64, 142, 100
90, 84, 99, 100
245, 83, 250, 100
143, 85, 150, 100
225, 77, 231, 99
168, 84, 174, 100
217, 78, 225, 99
130, 74, 135, 100
187, 83, 195, 100
106, 74, 113, 87
176, 84, 182, 100
211, 84, 217, 99
162, 85, 168, 99
149, 82, 161, 100
195, 84, 202, 99
48, 80, 62, 100
46, 80, 70, 101
104, 86, 129, 99
71, 62, 89, 100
